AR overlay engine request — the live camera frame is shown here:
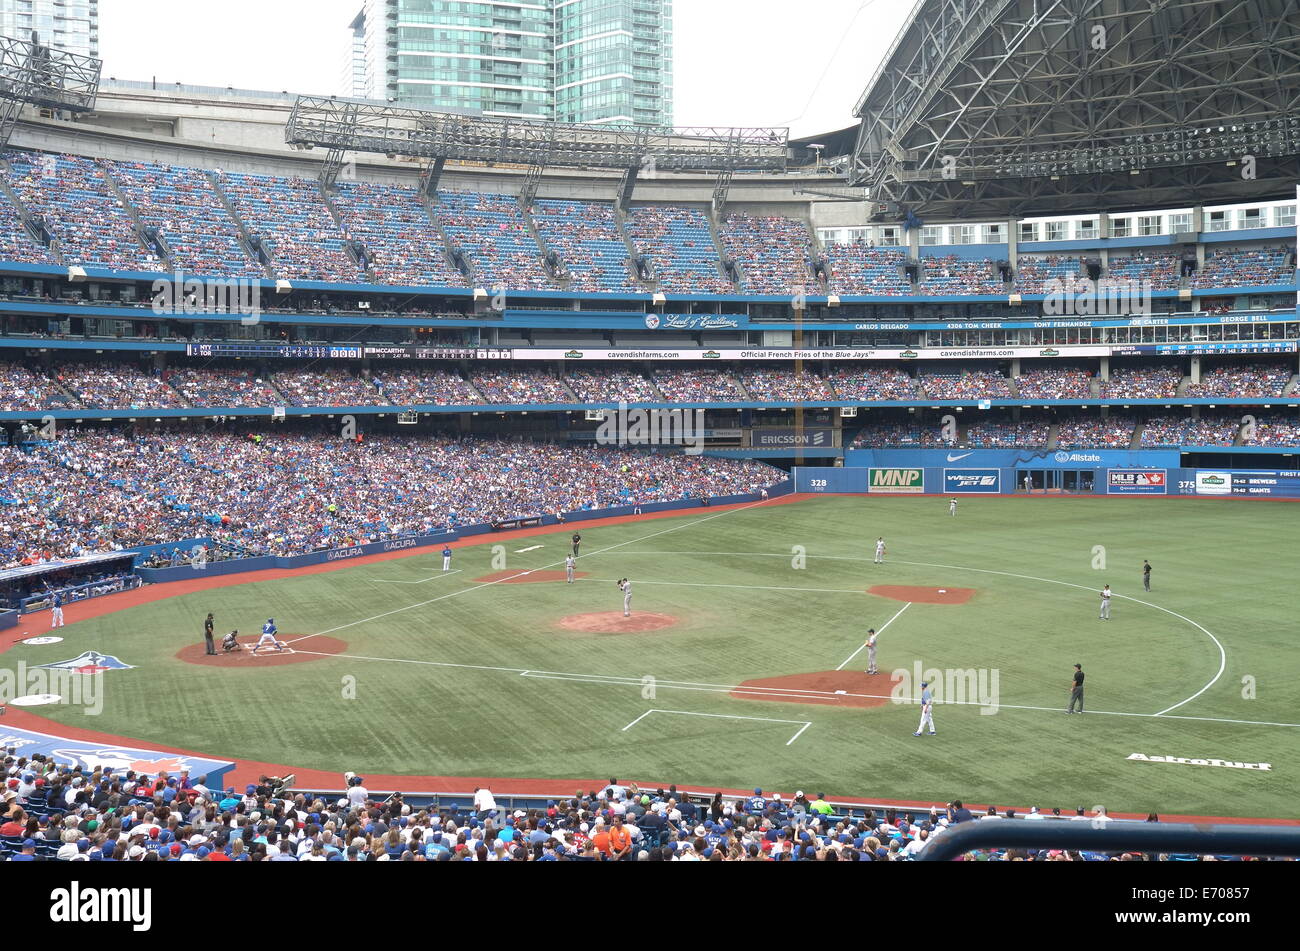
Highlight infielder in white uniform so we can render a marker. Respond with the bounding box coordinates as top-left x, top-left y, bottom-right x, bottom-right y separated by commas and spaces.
251, 618, 286, 654
565, 555, 576, 583
913, 681, 936, 736
874, 537, 886, 564
617, 578, 632, 617
949, 497, 958, 516
1099, 584, 1112, 620
864, 628, 878, 675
